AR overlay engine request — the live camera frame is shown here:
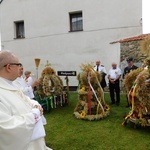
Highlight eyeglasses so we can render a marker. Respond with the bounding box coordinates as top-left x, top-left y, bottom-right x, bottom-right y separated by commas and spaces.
4, 63, 23, 67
